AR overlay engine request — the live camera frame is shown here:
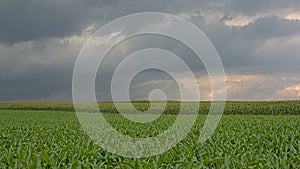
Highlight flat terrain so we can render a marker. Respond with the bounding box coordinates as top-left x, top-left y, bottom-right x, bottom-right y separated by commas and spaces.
0, 102, 299, 168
